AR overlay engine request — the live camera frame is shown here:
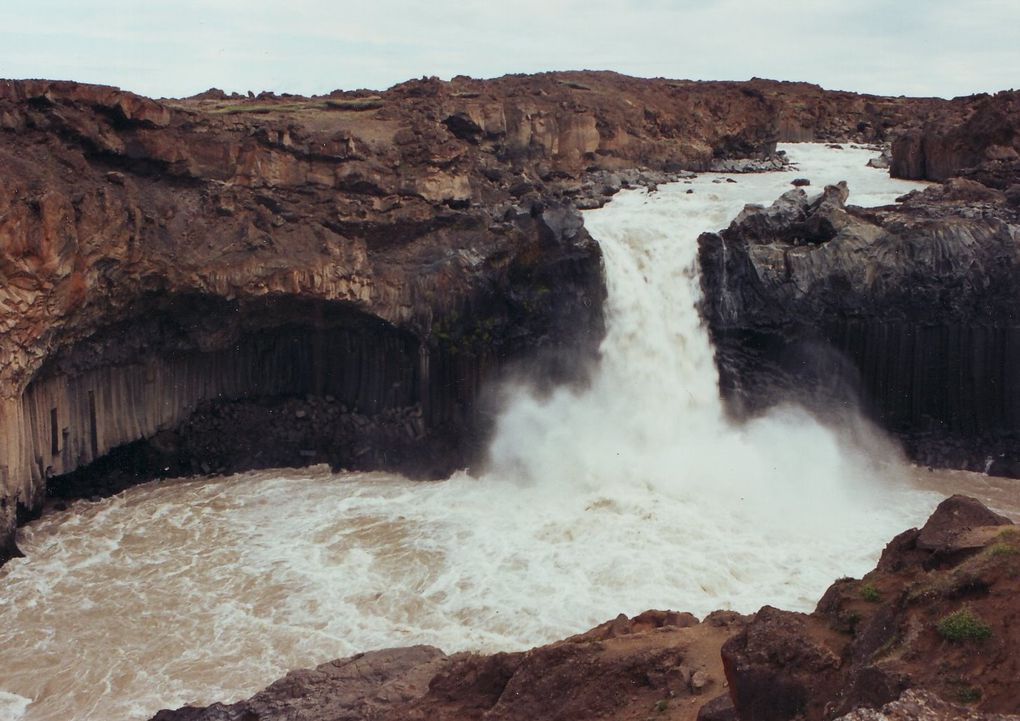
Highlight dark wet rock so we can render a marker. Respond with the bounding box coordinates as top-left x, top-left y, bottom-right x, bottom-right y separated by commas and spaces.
867, 148, 893, 169
709, 156, 787, 173
698, 171, 1020, 473
698, 693, 739, 721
